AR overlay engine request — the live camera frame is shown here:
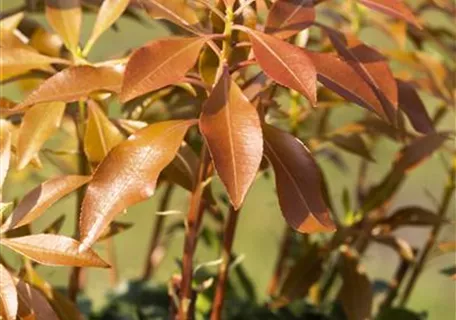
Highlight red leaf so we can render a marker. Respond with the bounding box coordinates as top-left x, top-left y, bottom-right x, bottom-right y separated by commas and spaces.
359, 0, 421, 28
